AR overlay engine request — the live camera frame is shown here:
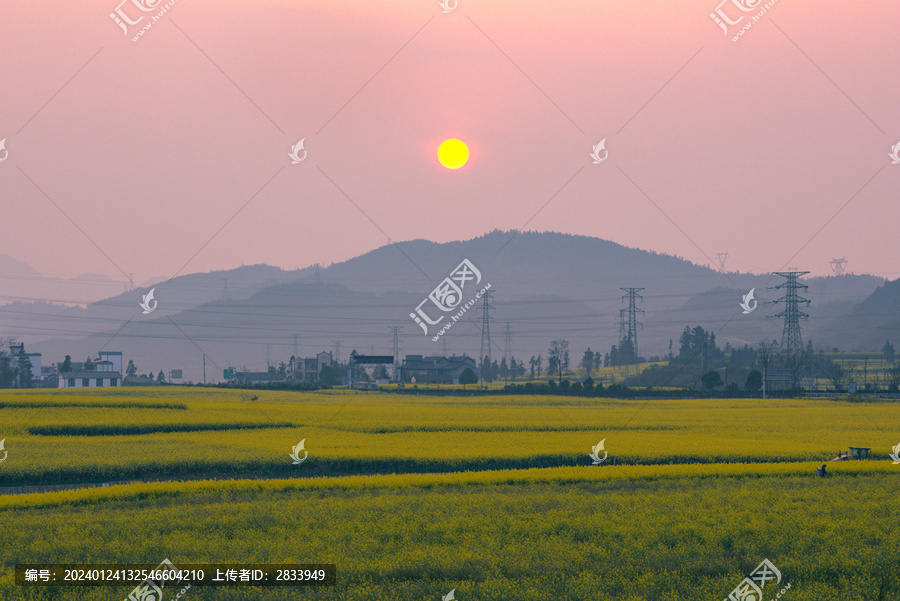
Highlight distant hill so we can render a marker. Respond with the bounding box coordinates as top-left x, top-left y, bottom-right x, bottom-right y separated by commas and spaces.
0, 254, 126, 306
17, 231, 891, 381
0, 263, 314, 346
817, 277, 900, 350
